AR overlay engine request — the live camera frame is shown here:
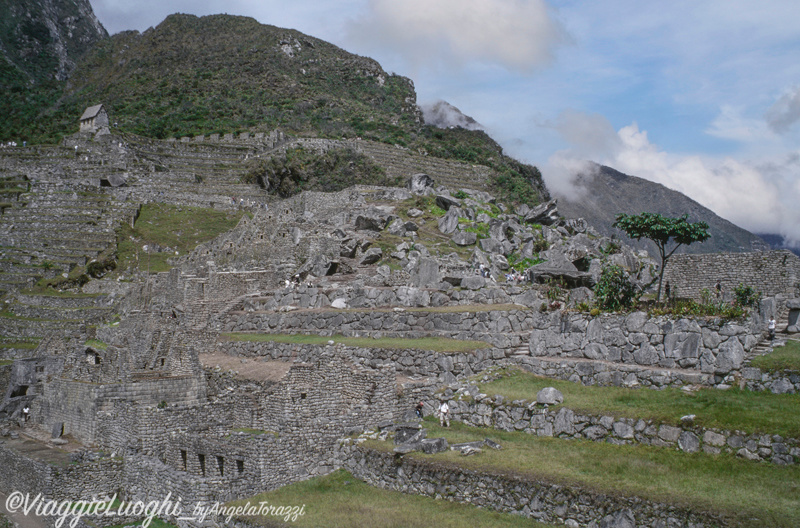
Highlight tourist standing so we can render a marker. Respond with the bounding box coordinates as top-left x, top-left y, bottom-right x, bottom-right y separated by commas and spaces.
438, 401, 450, 427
